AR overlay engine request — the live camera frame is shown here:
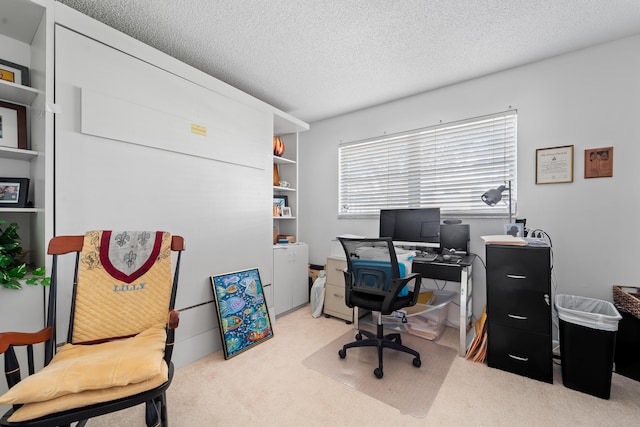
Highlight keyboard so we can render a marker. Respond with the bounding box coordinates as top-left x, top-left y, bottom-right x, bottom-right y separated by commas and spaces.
413, 252, 438, 262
